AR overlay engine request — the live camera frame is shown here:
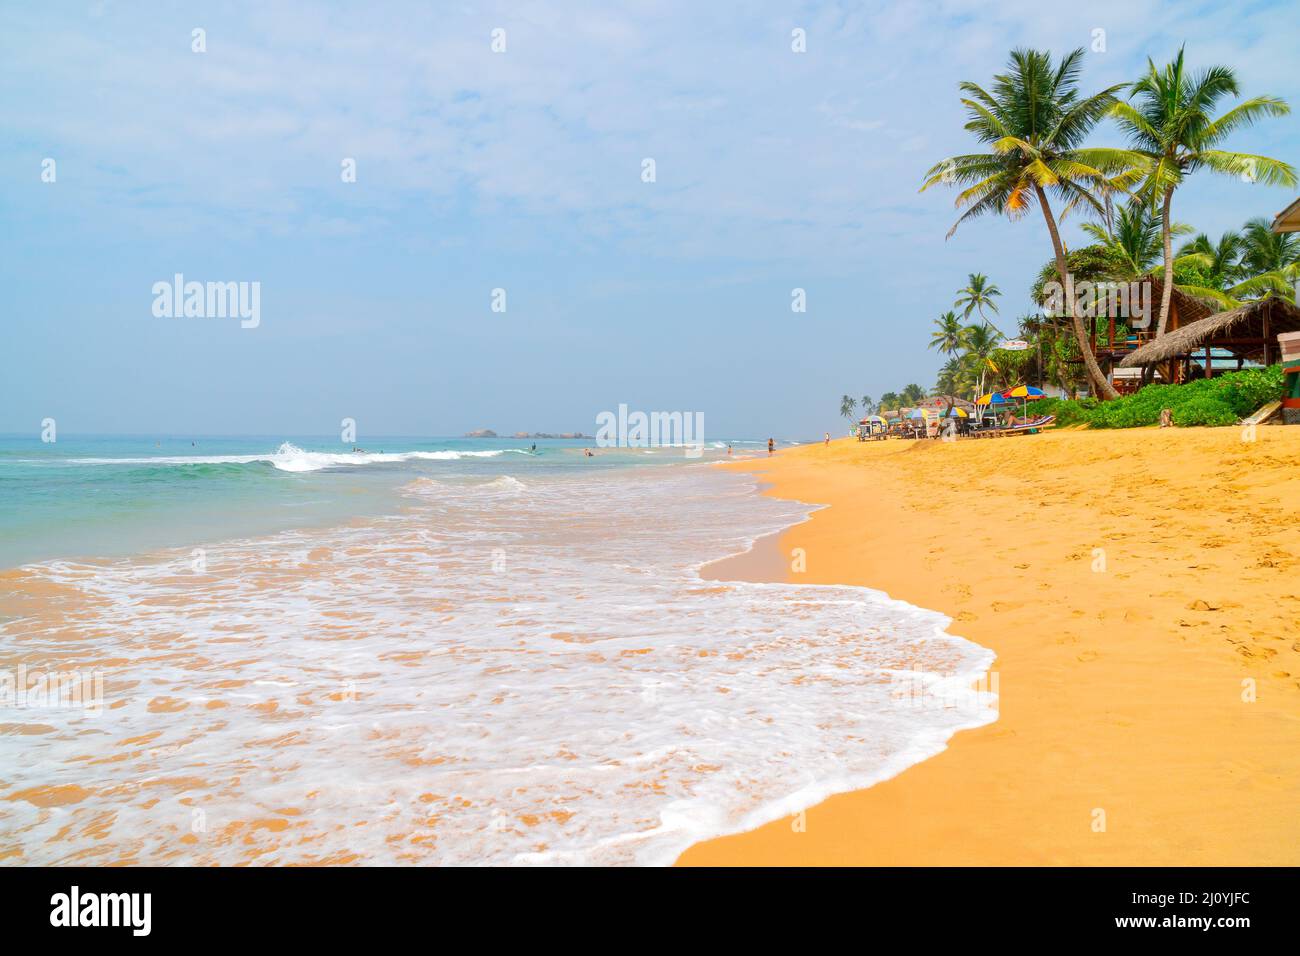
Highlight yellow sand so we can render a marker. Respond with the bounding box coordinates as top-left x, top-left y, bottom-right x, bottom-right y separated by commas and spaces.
677, 426, 1300, 866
